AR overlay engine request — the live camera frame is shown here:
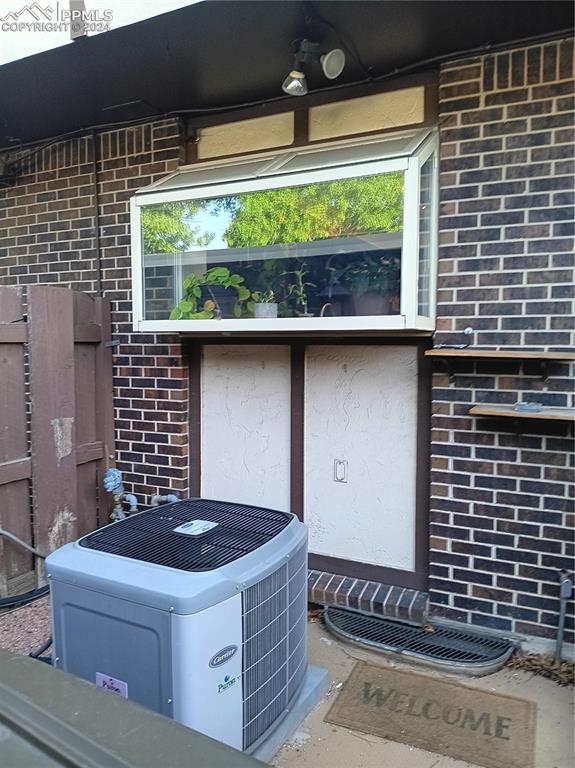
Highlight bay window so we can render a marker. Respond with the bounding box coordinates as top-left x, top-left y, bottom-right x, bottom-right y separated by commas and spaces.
131, 129, 437, 333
